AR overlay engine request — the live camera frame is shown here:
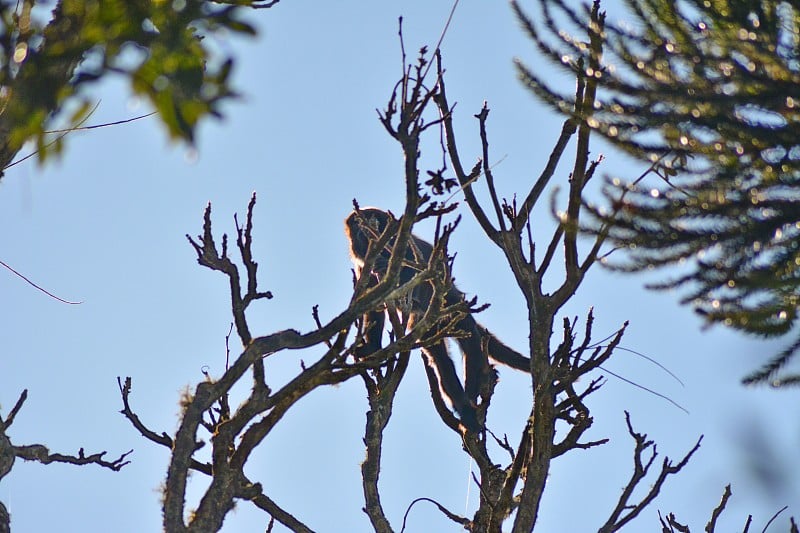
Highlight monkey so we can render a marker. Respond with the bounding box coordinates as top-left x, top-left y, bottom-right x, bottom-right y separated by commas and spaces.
345, 207, 531, 431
